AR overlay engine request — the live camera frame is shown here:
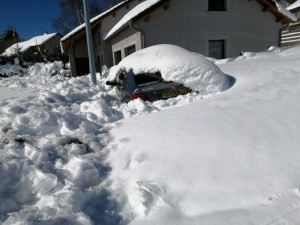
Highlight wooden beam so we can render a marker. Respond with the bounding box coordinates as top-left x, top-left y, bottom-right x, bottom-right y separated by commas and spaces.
163, 3, 170, 11
144, 15, 150, 22
276, 16, 284, 23
262, 5, 270, 12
